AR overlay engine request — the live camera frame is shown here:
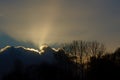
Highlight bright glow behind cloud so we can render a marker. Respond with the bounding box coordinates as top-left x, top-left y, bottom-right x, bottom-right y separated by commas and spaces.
0, 0, 60, 48
0, 0, 120, 51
